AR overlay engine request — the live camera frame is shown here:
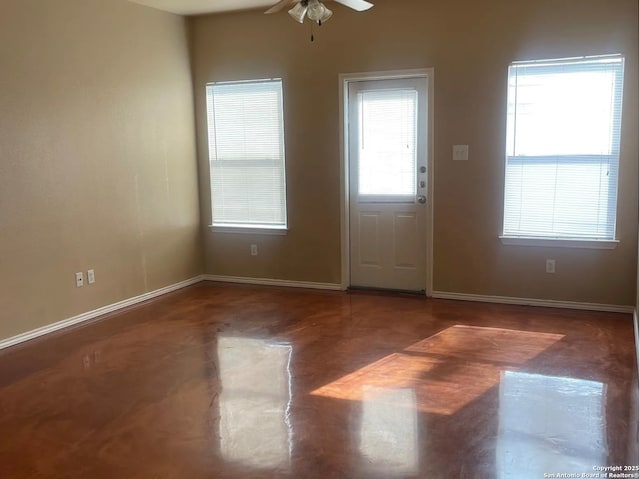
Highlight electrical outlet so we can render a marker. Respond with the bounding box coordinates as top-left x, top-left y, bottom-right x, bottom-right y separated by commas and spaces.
545, 259, 556, 274
75, 272, 84, 287
250, 244, 258, 256
87, 269, 95, 284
